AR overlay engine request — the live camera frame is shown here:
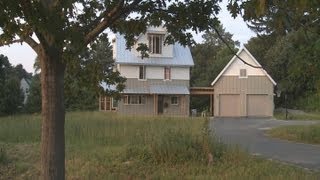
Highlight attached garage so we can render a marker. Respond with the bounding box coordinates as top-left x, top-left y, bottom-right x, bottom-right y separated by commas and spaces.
219, 94, 240, 117
247, 94, 271, 117
211, 47, 277, 117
